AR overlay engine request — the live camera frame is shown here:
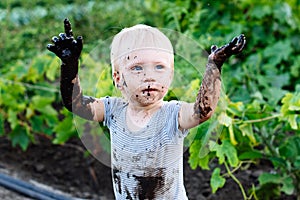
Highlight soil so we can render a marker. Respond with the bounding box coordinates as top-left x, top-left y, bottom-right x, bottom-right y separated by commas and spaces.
0, 136, 295, 200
